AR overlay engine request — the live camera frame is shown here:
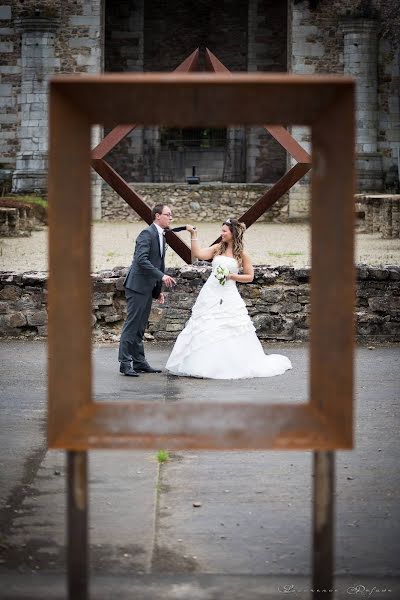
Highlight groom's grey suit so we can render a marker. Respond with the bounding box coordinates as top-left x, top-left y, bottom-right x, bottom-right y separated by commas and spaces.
118, 223, 166, 369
